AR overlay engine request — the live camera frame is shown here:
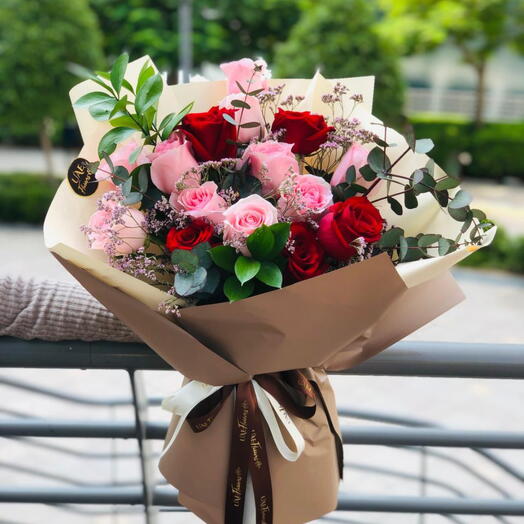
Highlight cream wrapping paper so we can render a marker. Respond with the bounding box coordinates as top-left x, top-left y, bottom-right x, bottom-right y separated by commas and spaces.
44, 57, 492, 523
